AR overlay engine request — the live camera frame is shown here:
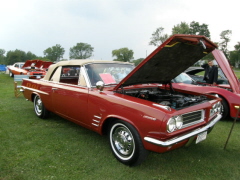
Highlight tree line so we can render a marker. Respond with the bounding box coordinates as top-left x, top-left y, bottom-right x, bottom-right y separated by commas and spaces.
0, 21, 239, 67
0, 43, 94, 65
